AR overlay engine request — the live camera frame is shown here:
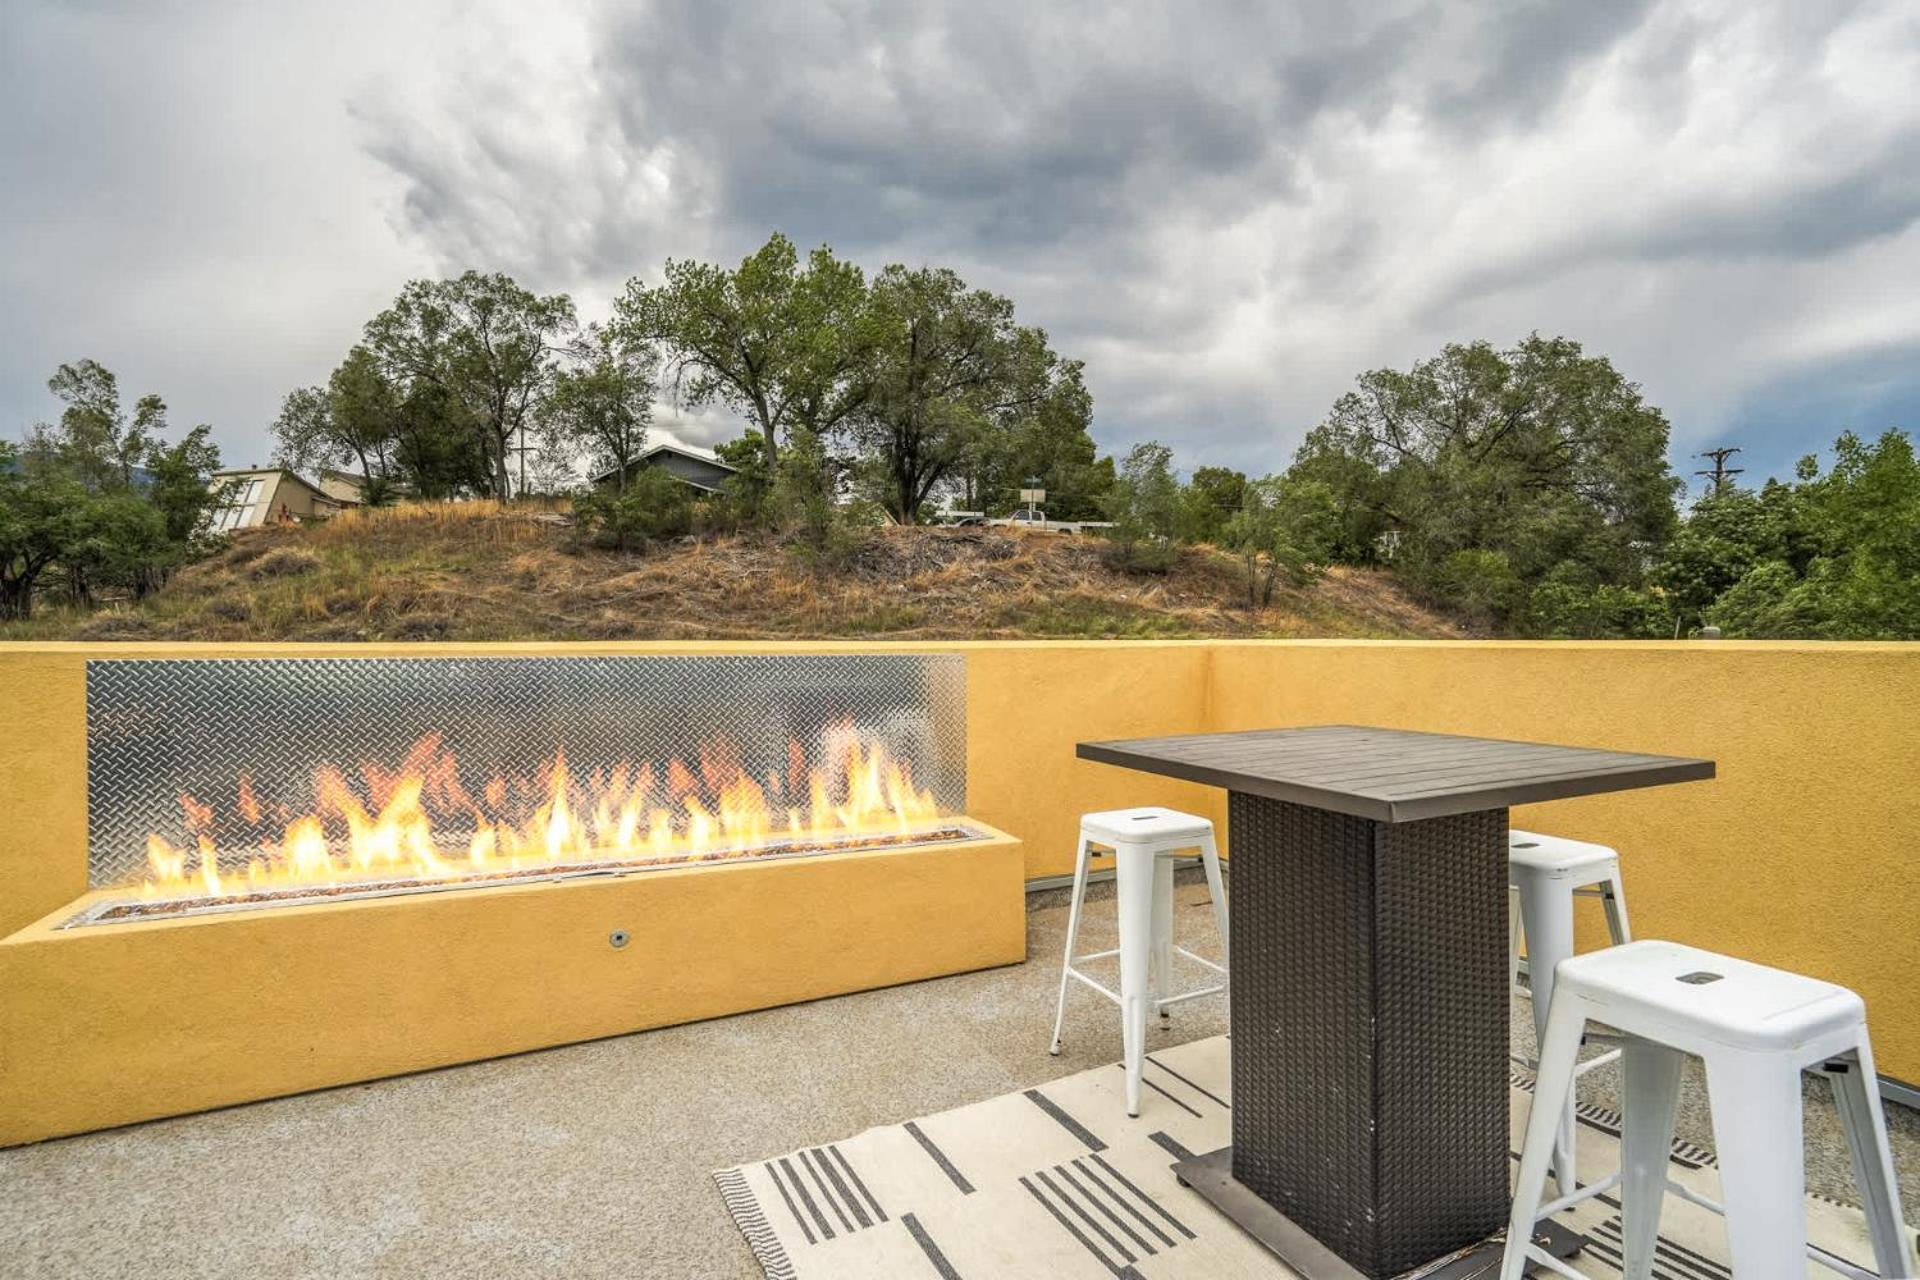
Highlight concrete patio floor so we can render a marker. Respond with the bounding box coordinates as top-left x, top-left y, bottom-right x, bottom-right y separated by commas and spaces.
3, 873, 1914, 1279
